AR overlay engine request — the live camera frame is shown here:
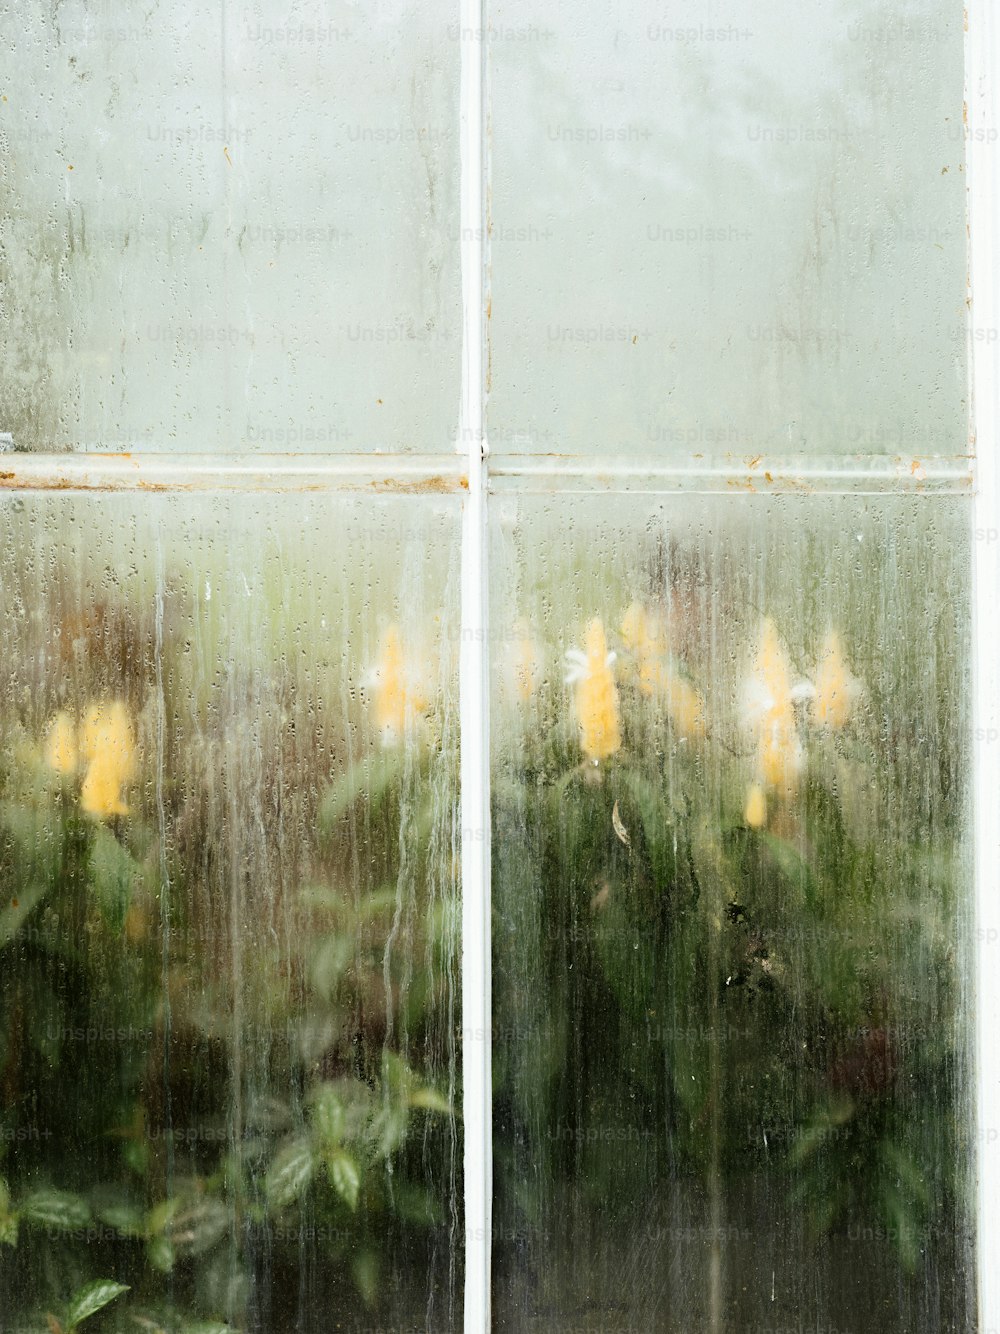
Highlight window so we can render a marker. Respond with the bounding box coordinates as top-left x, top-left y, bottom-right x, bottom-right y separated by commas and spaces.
0, 1, 995, 1331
